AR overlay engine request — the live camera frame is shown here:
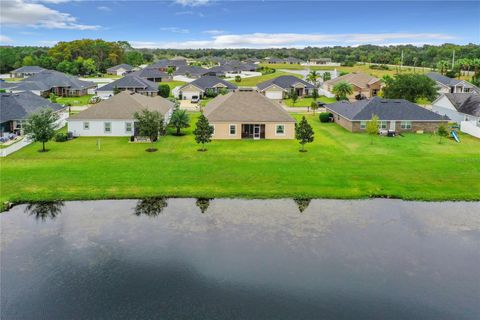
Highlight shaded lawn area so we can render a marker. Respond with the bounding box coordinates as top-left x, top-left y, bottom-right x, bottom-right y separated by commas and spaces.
1, 113, 479, 208
284, 96, 337, 107
57, 94, 94, 106
229, 71, 302, 87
